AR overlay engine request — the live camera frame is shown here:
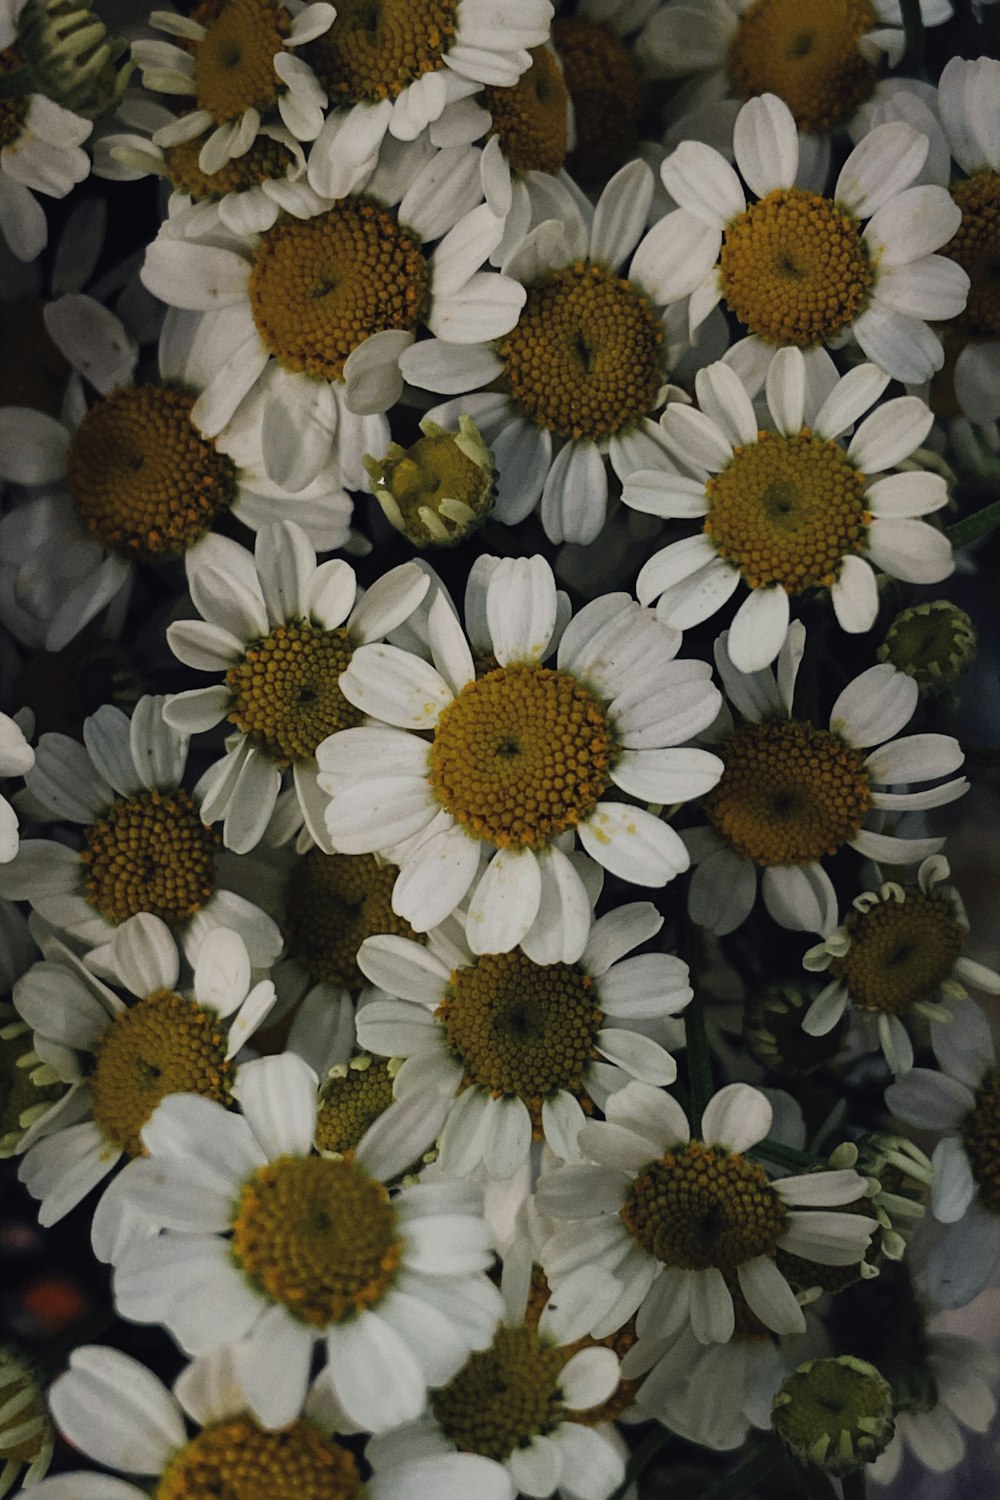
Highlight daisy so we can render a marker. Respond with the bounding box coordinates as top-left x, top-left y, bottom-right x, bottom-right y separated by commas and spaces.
132, 0, 333, 174
870, 1326, 998, 1485
886, 999, 1000, 1307
0, 43, 90, 262
627, 346, 953, 671
802, 855, 1000, 1075
0, 709, 32, 861
303, 0, 552, 202
355, 899, 691, 1179
318, 554, 723, 956
14, 914, 276, 1229
684, 625, 967, 937
634, 91, 968, 383
37, 1342, 510, 1500
139, 145, 525, 489
401, 159, 693, 544
0, 695, 283, 965
536, 1080, 876, 1348
163, 520, 429, 854
111, 1050, 503, 1431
